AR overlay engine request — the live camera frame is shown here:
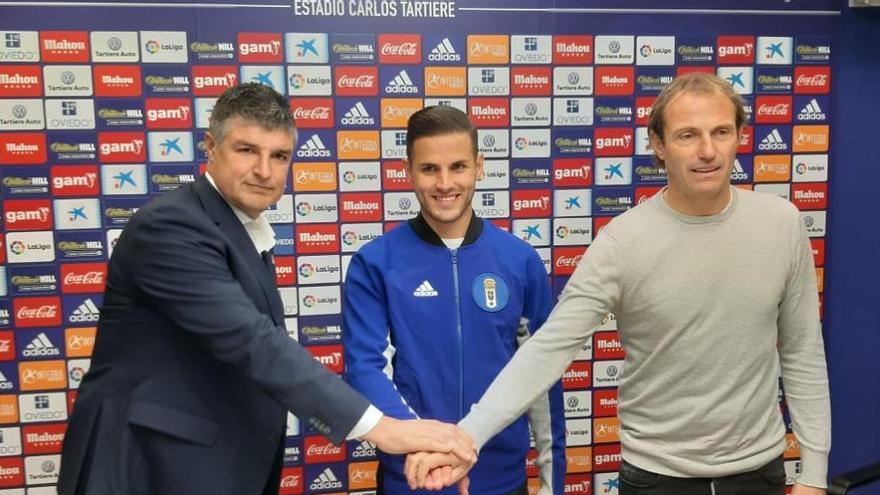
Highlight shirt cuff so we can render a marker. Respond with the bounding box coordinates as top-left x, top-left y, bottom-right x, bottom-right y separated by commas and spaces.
797, 446, 829, 489
346, 405, 383, 440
